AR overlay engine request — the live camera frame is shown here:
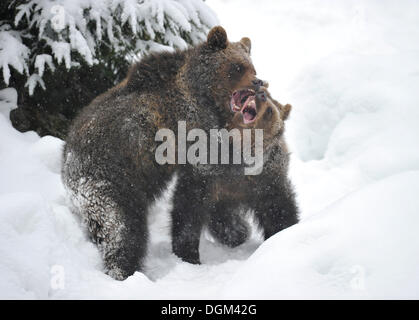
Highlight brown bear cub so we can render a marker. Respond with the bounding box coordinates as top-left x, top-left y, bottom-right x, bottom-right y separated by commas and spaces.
62, 26, 298, 280
207, 84, 297, 248
227, 81, 292, 144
